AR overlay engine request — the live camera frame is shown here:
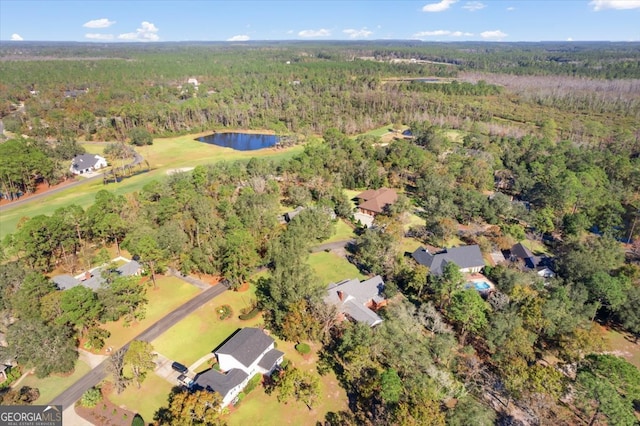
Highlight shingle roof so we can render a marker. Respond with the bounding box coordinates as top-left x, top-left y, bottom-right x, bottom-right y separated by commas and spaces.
412, 245, 484, 276
193, 368, 248, 397
511, 243, 534, 260
257, 348, 284, 371
72, 154, 105, 169
355, 188, 398, 214
52, 274, 80, 290
325, 275, 385, 326
215, 328, 275, 369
